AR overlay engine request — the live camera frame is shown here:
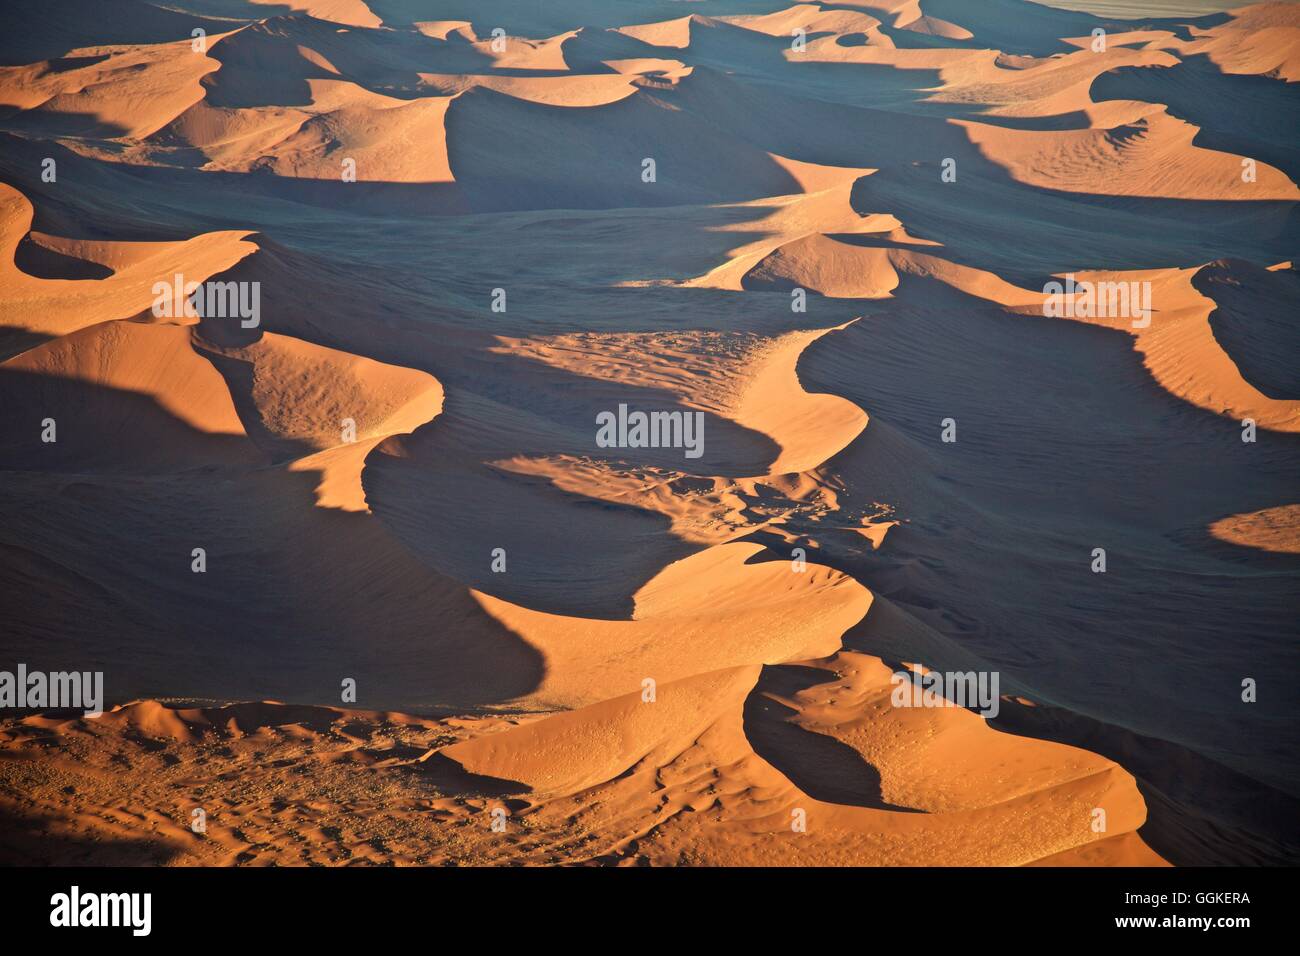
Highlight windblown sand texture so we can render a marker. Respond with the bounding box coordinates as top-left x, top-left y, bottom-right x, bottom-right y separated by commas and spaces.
0, 0, 1297, 867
